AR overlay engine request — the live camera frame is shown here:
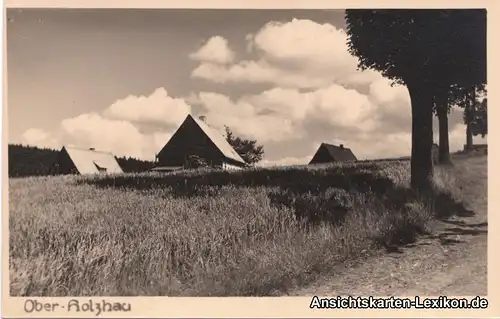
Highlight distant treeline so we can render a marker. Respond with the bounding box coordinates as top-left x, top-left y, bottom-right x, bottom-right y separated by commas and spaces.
116, 156, 155, 174
8, 144, 155, 178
